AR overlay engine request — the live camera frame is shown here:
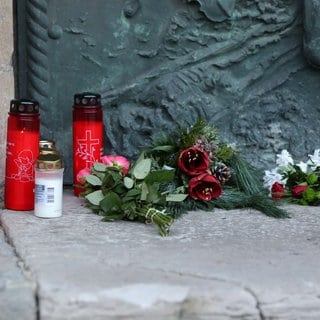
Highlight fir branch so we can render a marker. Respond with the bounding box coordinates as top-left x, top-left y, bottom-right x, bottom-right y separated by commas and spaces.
213, 188, 251, 209
247, 194, 290, 218
225, 154, 289, 218
228, 153, 264, 195
214, 188, 289, 218
180, 118, 217, 150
